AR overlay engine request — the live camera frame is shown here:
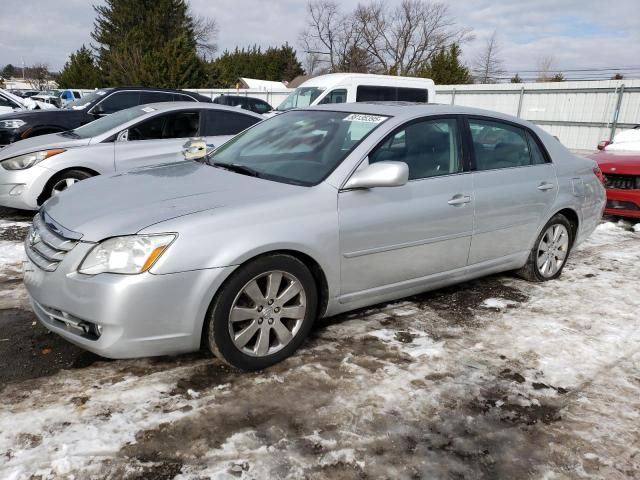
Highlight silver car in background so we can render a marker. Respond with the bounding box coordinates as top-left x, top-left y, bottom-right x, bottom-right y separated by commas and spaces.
23, 103, 605, 370
0, 103, 262, 210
